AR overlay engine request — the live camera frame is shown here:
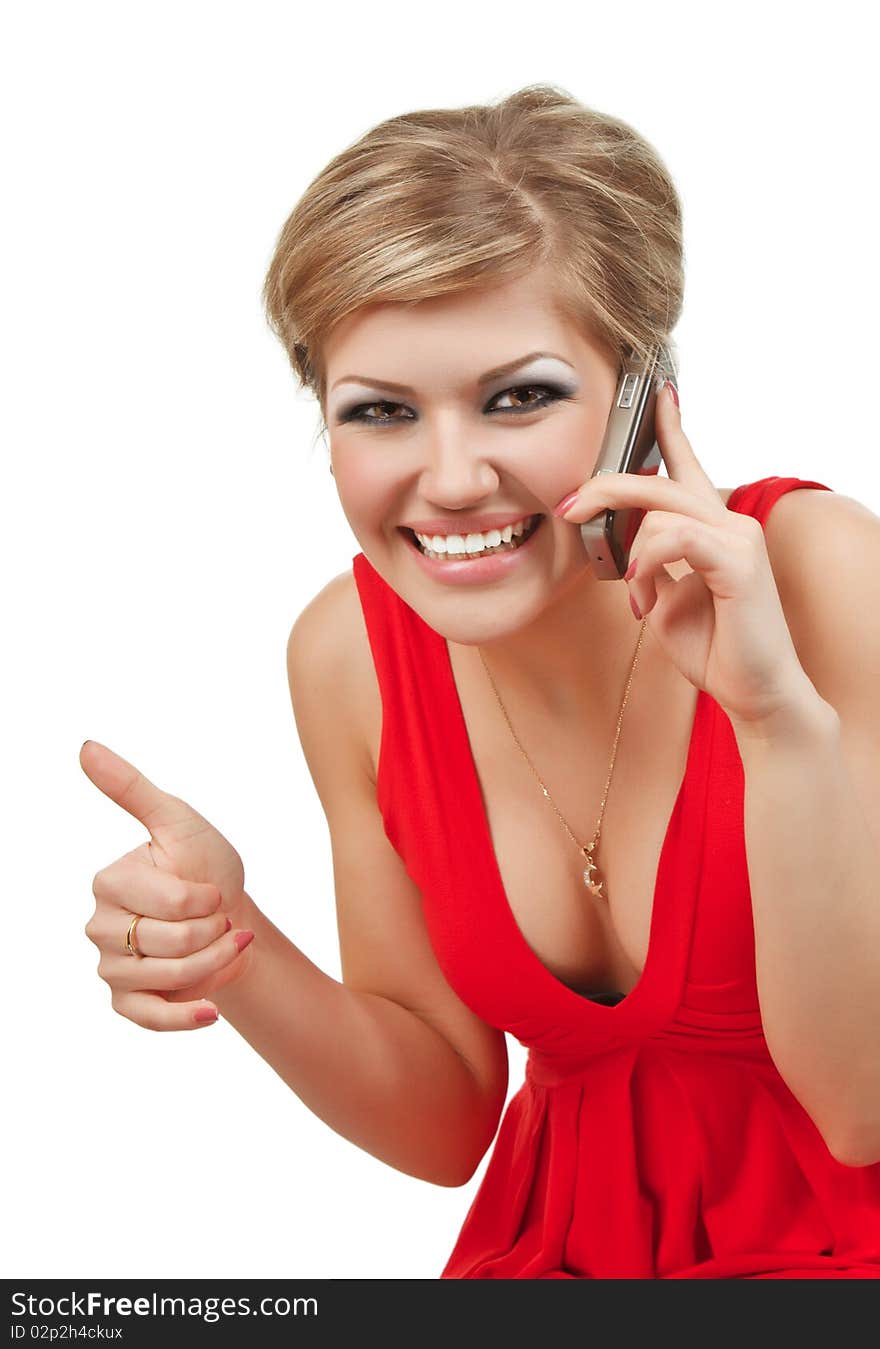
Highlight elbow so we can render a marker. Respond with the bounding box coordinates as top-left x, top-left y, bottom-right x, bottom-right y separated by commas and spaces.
769, 1044, 880, 1168
435, 1142, 491, 1189
439, 1121, 500, 1189
441, 1160, 485, 1189
450, 1154, 487, 1189
433, 1170, 477, 1189
826, 1138, 880, 1170
419, 1155, 482, 1188
826, 1126, 880, 1169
